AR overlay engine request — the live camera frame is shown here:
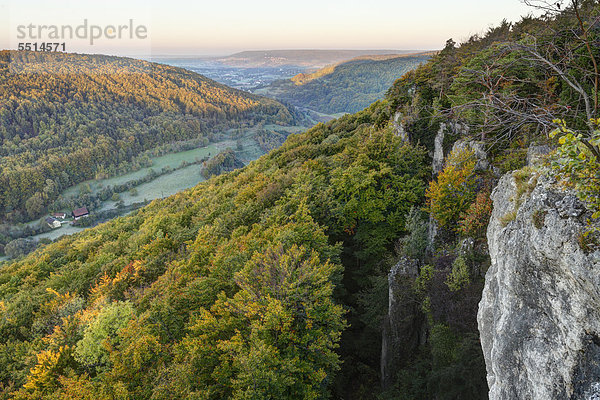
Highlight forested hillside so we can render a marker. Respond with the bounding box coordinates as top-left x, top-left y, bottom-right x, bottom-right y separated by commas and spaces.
258, 53, 431, 114
0, 51, 300, 222
0, 103, 429, 399
1, 0, 599, 399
